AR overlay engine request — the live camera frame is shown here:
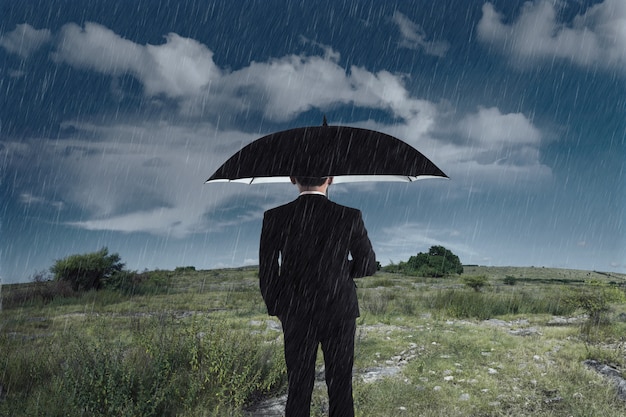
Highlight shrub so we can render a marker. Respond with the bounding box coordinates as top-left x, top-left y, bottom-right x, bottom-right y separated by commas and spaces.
50, 248, 124, 291
566, 284, 626, 328
59, 318, 286, 416
503, 275, 517, 285
383, 246, 463, 277
175, 266, 196, 273
463, 275, 488, 292
102, 270, 172, 296
1, 274, 76, 309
